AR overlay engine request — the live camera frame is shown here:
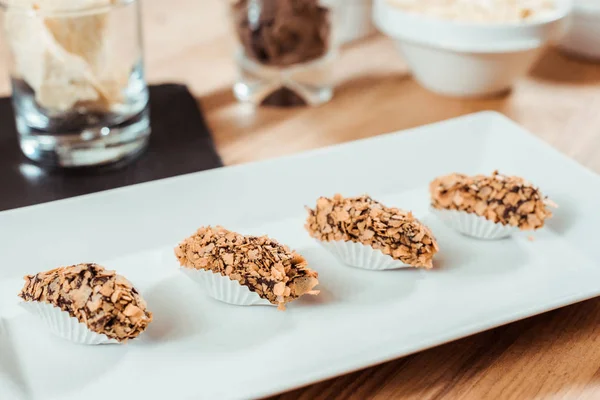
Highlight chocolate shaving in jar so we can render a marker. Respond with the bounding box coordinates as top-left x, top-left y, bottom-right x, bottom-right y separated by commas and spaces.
232, 0, 331, 68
